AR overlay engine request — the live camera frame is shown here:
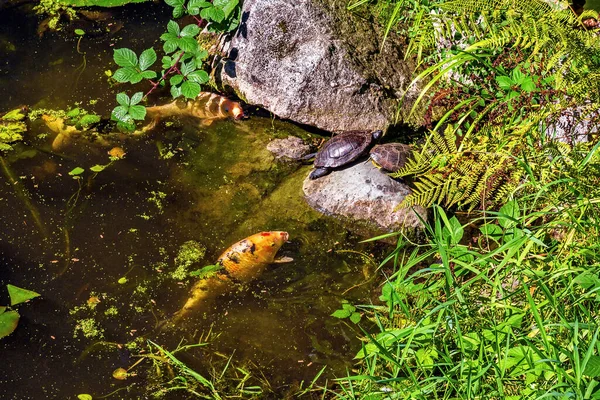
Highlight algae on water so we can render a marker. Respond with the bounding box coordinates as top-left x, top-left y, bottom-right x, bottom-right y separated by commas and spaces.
171, 240, 207, 281
0, 108, 27, 152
